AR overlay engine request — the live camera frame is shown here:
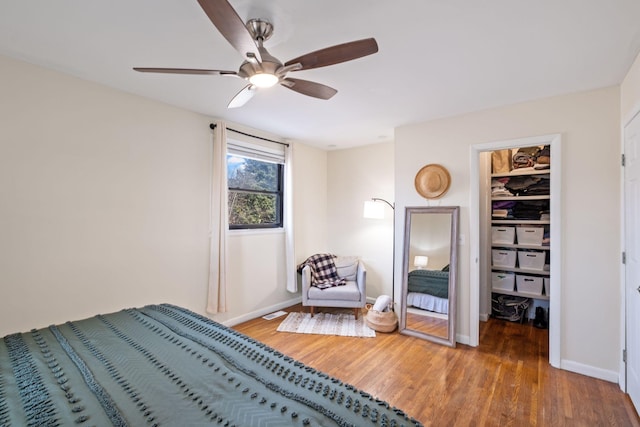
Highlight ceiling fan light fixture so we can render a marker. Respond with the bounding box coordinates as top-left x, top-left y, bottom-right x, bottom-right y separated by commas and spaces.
133, 0, 379, 108
249, 73, 279, 88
